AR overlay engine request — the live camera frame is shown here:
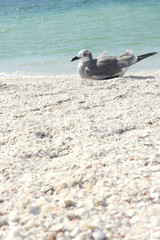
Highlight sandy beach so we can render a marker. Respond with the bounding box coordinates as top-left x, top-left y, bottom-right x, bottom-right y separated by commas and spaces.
1, 71, 160, 240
